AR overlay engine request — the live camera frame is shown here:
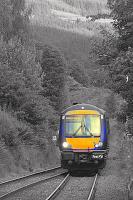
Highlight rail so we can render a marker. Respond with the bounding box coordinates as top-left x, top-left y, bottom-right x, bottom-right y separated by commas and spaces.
0, 167, 67, 200
45, 173, 70, 200
0, 166, 61, 186
87, 173, 98, 200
